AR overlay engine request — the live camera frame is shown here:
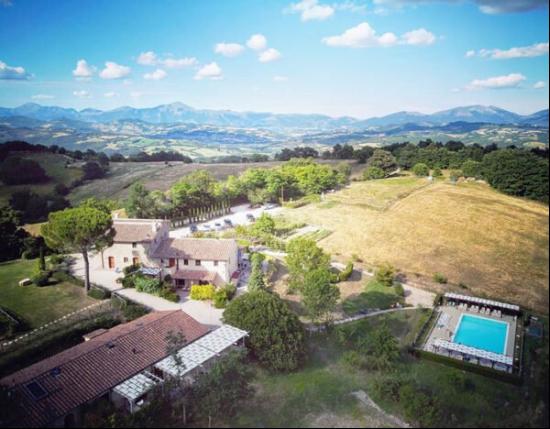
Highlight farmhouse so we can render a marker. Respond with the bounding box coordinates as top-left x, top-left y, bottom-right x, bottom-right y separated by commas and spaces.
0, 311, 247, 428
97, 218, 239, 289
